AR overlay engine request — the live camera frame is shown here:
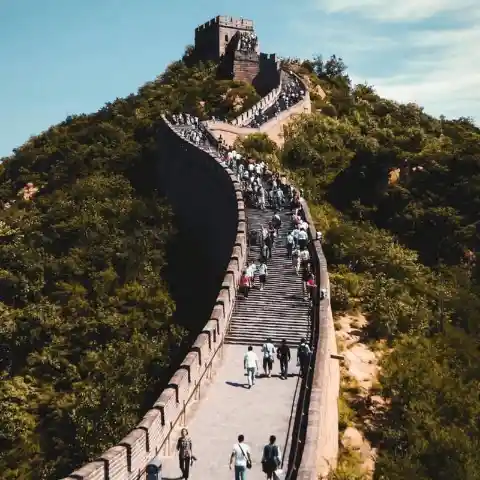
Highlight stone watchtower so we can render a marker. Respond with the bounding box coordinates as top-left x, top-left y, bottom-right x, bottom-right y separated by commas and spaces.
194, 16, 261, 84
